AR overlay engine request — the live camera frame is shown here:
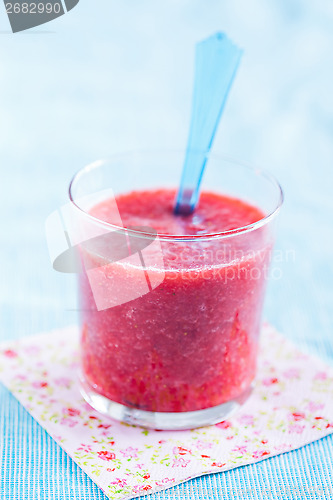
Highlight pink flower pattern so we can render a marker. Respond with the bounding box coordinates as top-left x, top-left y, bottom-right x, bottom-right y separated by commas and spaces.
306, 401, 325, 412
3, 349, 18, 358
97, 451, 116, 461
195, 440, 213, 450
232, 445, 248, 454
215, 420, 232, 430
262, 377, 279, 386
120, 447, 138, 458
110, 478, 127, 487
32, 381, 48, 389
59, 417, 78, 428
283, 368, 300, 379
54, 377, 72, 387
252, 450, 270, 459
77, 444, 92, 453
172, 457, 190, 467
63, 407, 81, 417
238, 414, 254, 426
288, 424, 305, 434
